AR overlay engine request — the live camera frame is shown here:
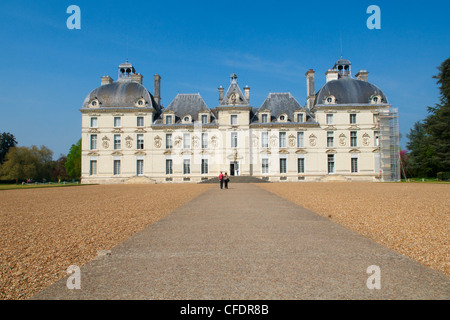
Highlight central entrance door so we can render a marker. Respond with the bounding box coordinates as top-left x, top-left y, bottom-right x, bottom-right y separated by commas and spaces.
230, 161, 239, 176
